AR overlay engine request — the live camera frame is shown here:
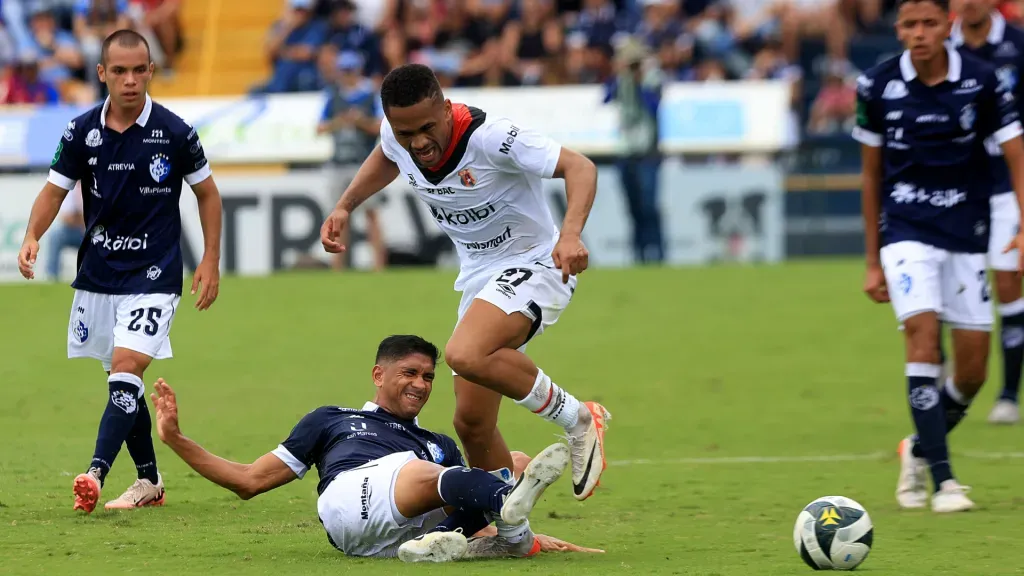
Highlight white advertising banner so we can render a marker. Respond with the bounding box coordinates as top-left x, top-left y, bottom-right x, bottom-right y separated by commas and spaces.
0, 82, 793, 168
0, 161, 783, 284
